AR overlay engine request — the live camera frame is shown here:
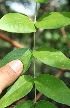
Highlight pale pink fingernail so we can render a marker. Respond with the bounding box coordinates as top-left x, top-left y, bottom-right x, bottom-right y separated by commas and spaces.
8, 60, 23, 74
